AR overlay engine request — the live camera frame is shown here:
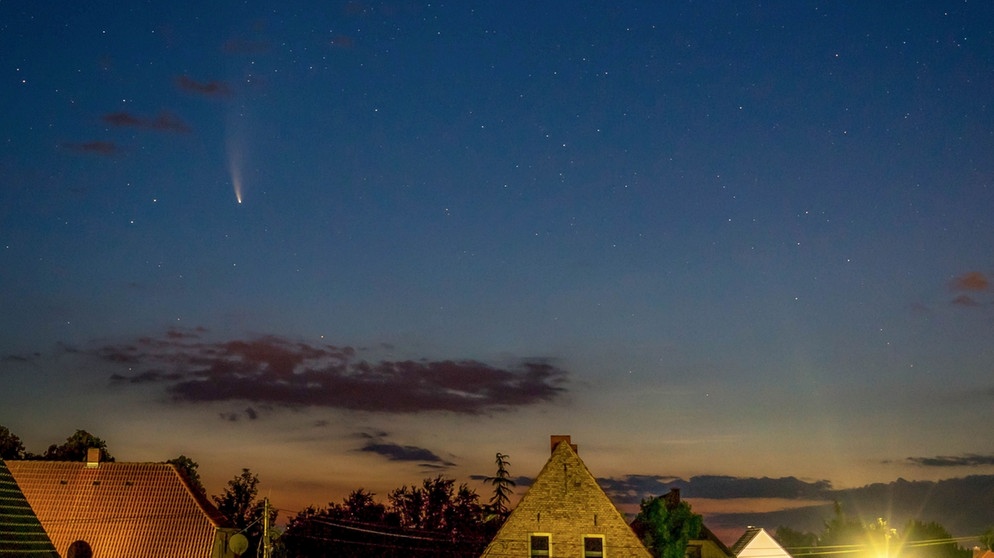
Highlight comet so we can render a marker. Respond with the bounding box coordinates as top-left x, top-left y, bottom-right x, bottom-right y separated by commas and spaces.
226, 134, 244, 204
229, 156, 243, 204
